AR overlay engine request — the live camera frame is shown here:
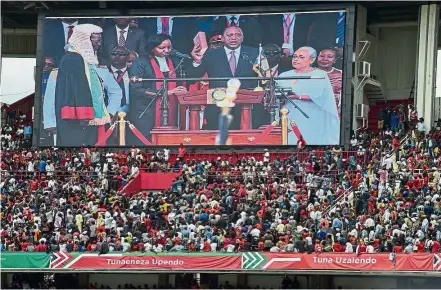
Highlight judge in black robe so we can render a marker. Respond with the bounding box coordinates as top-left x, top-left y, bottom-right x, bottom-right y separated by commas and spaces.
55, 25, 109, 147
128, 34, 187, 144
55, 54, 98, 146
